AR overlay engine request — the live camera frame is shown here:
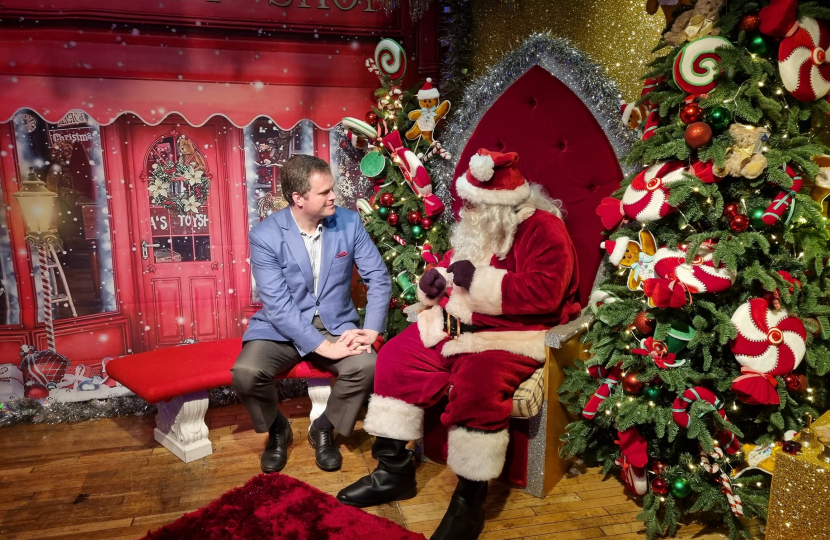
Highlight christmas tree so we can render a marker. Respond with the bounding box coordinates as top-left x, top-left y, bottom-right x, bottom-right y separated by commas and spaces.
340, 39, 453, 336
559, 1, 830, 538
